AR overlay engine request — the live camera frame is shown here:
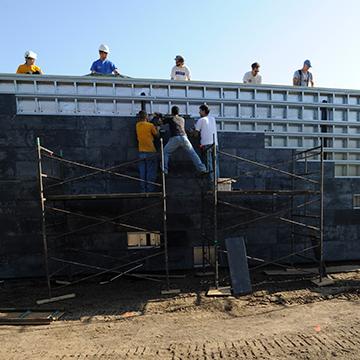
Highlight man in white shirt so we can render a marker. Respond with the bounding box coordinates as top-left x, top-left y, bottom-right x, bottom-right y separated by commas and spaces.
293, 59, 314, 87
243, 62, 262, 84
170, 55, 191, 81
195, 104, 219, 180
